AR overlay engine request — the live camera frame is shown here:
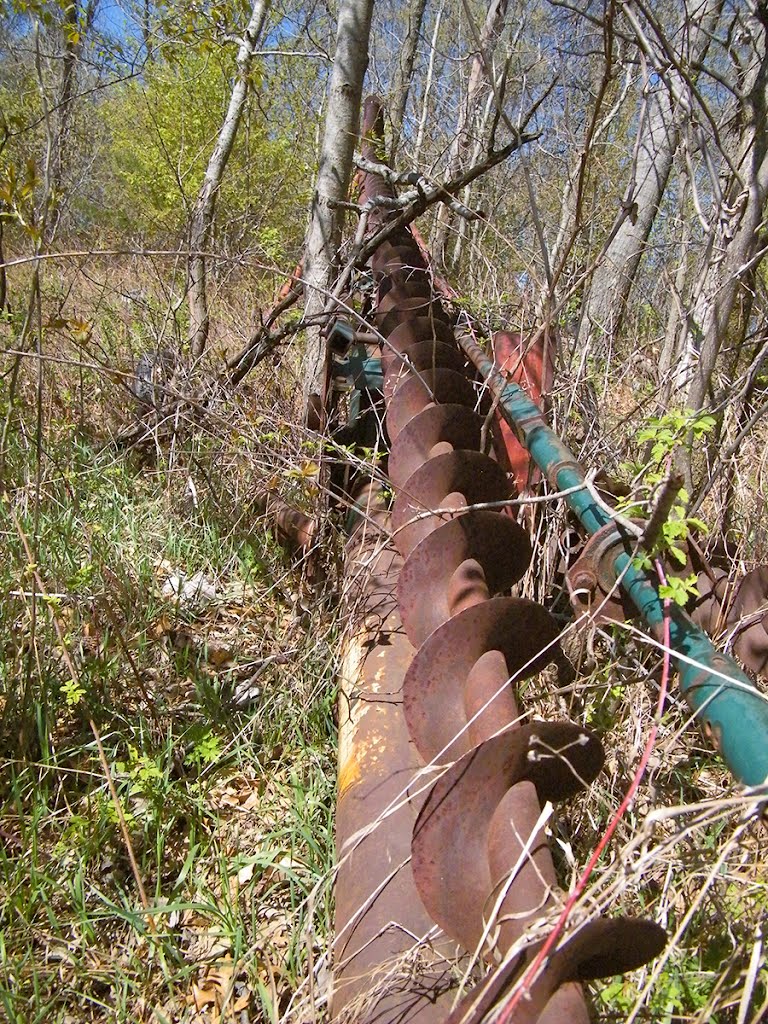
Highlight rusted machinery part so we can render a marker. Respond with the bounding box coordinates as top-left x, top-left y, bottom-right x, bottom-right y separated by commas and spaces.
386, 368, 479, 442
411, 722, 604, 952
493, 331, 555, 402
491, 331, 555, 495
689, 567, 731, 635
335, 92, 664, 1024
358, 96, 414, 247
306, 391, 324, 431
691, 565, 768, 676
458, 328, 768, 784
385, 317, 457, 355
332, 484, 462, 1023
566, 522, 712, 626
440, 918, 666, 1024
726, 566, 768, 674
269, 497, 316, 550
372, 235, 663, 1019
330, 138, 467, 1013
377, 279, 662, 1016
275, 259, 304, 302
566, 523, 768, 677
402, 599, 561, 763
565, 519, 646, 624
388, 404, 483, 490
382, 341, 466, 392
397, 512, 531, 647
391, 450, 510, 556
